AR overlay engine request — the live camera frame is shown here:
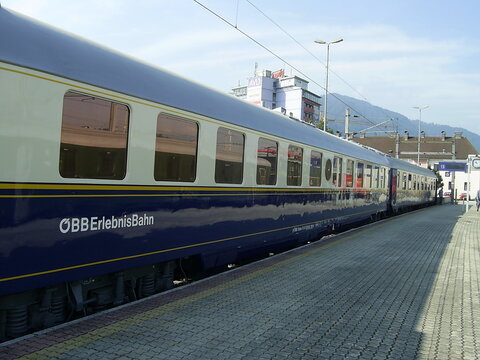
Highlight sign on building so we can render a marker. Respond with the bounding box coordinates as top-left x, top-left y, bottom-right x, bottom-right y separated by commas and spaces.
472, 158, 480, 170
438, 162, 467, 172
